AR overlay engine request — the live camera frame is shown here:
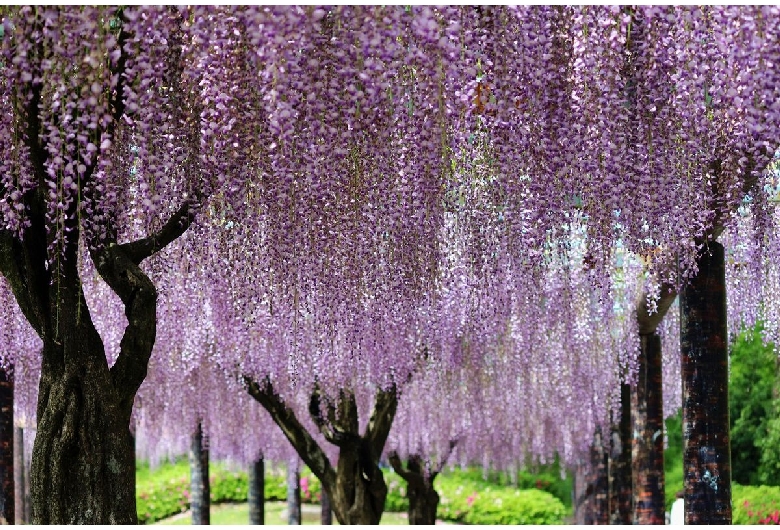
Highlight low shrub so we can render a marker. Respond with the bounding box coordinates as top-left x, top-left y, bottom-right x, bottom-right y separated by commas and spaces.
136, 461, 325, 524
383, 471, 410, 513
435, 474, 566, 525
136, 461, 190, 524
465, 488, 566, 525
733, 484, 780, 525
